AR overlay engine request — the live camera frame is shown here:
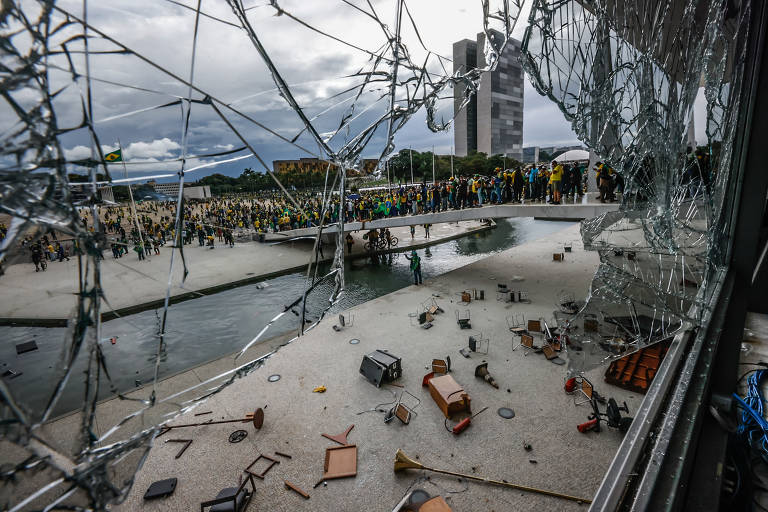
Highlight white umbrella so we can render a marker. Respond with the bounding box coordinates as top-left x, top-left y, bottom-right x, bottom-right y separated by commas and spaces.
553, 149, 590, 162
